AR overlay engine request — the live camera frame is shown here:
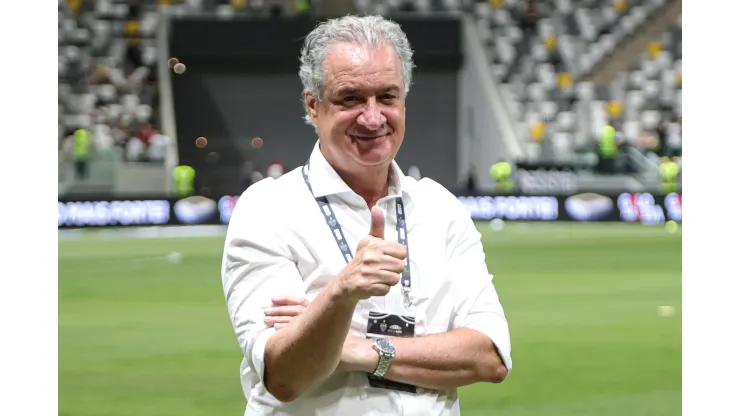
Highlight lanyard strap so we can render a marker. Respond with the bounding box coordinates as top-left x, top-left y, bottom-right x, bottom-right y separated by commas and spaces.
301, 162, 412, 293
